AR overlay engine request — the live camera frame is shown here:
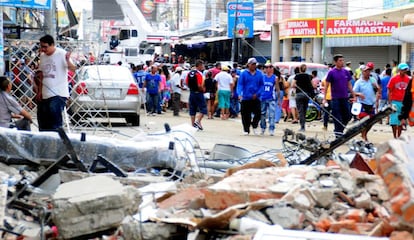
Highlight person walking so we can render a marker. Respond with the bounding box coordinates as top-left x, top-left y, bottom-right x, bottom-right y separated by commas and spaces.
37, 34, 76, 131
236, 57, 264, 135
287, 67, 299, 124
259, 63, 279, 136
291, 64, 314, 132
321, 76, 332, 131
353, 64, 379, 141
215, 65, 233, 120
186, 59, 207, 130
143, 65, 162, 116
171, 66, 183, 116
0, 76, 32, 130
388, 63, 410, 138
274, 69, 285, 124
379, 68, 391, 124
323, 54, 355, 137
203, 71, 217, 119
230, 69, 240, 118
